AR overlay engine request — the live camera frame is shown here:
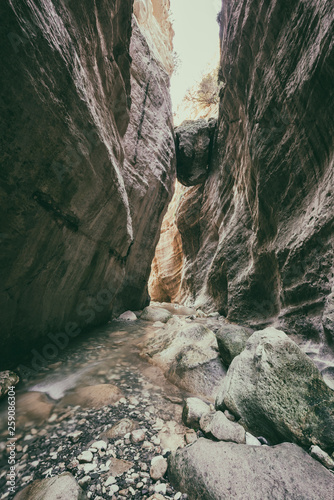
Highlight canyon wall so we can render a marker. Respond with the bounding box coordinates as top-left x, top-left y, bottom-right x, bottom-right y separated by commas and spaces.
175, 0, 334, 343
0, 0, 175, 366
